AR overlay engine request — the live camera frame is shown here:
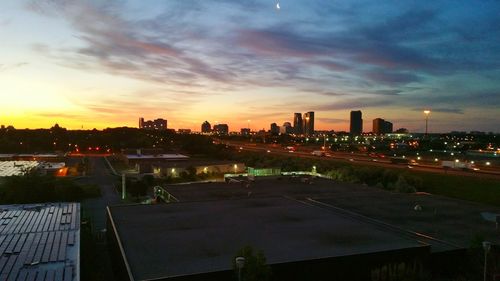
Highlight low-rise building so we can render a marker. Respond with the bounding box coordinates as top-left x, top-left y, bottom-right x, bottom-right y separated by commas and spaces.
0, 203, 80, 280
